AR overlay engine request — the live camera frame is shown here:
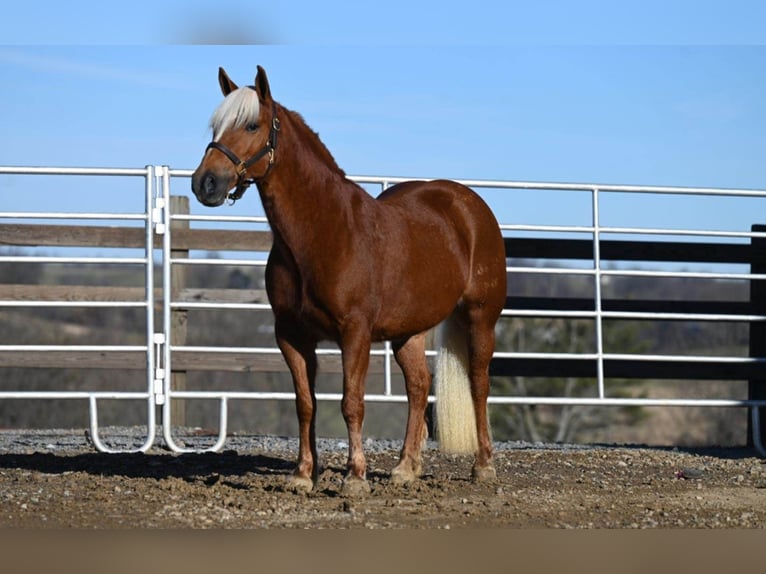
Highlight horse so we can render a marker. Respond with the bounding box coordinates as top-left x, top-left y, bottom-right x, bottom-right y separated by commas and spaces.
191, 66, 507, 496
